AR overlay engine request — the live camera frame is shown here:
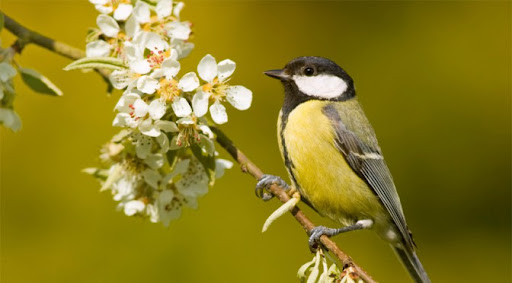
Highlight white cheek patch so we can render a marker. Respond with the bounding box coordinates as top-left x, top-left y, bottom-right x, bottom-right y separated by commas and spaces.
292, 74, 348, 99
